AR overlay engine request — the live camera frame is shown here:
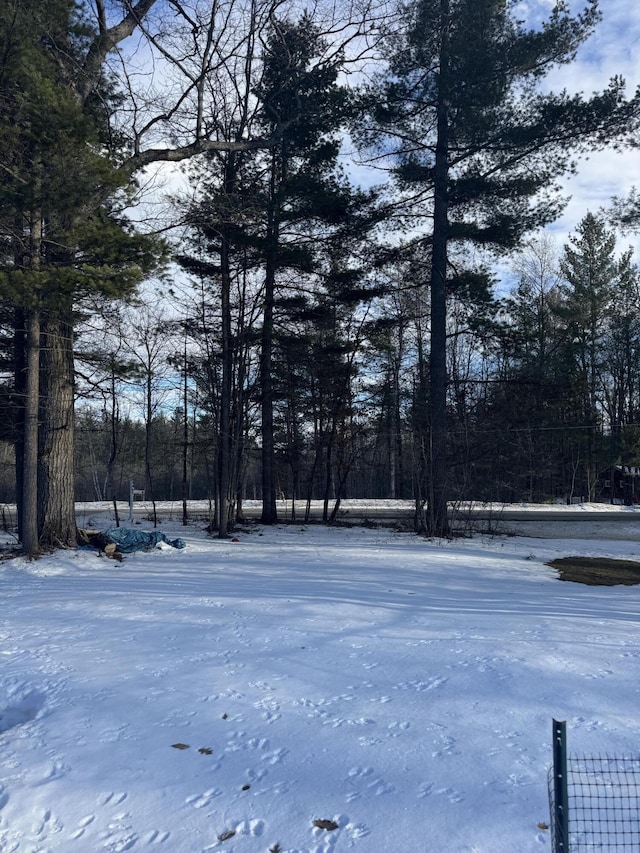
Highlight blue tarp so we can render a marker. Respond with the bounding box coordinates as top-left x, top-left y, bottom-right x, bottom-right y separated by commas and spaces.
102, 528, 186, 553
